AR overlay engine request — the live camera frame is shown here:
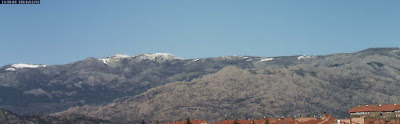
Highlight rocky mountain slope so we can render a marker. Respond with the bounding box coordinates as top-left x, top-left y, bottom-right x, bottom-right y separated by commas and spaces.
0, 52, 298, 114
55, 48, 400, 123
0, 109, 109, 124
